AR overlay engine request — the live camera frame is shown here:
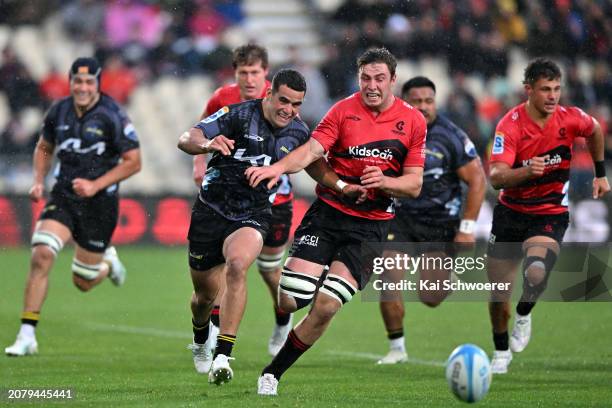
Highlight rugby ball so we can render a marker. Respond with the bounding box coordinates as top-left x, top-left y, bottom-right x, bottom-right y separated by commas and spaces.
445, 344, 492, 403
